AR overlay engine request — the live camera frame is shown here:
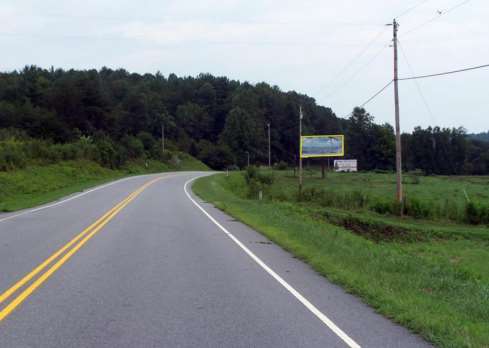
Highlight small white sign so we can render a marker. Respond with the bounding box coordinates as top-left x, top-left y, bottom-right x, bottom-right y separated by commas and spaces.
334, 159, 357, 172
